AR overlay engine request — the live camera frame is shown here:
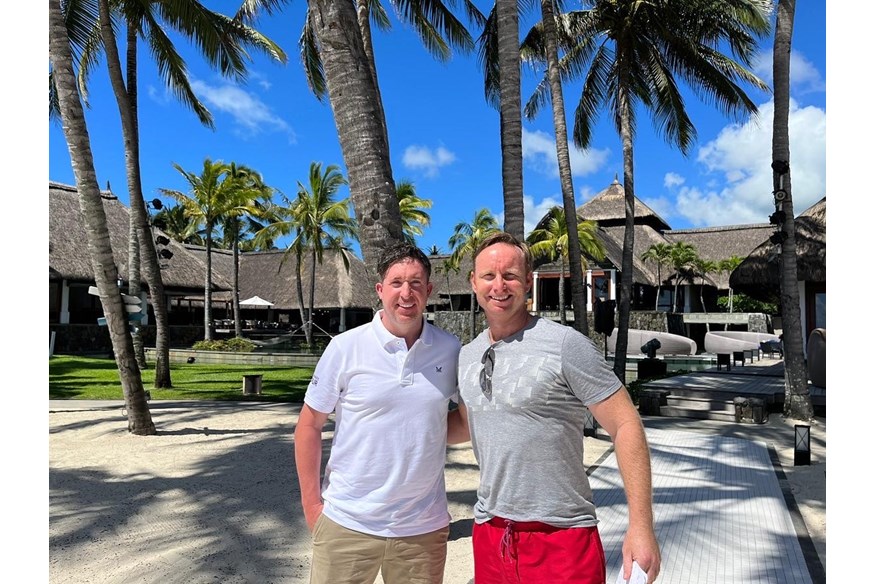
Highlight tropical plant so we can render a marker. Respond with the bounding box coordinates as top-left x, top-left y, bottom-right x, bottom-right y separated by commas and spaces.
526, 206, 604, 327
772, 0, 811, 419
49, 0, 155, 434
51, 0, 286, 390
669, 242, 698, 313
153, 204, 206, 245
717, 293, 776, 315
716, 255, 744, 313
237, 0, 484, 276
254, 163, 358, 348
159, 159, 260, 340
523, 0, 771, 382
396, 180, 433, 244
428, 244, 443, 255
641, 243, 672, 311
448, 208, 500, 339
691, 257, 718, 317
